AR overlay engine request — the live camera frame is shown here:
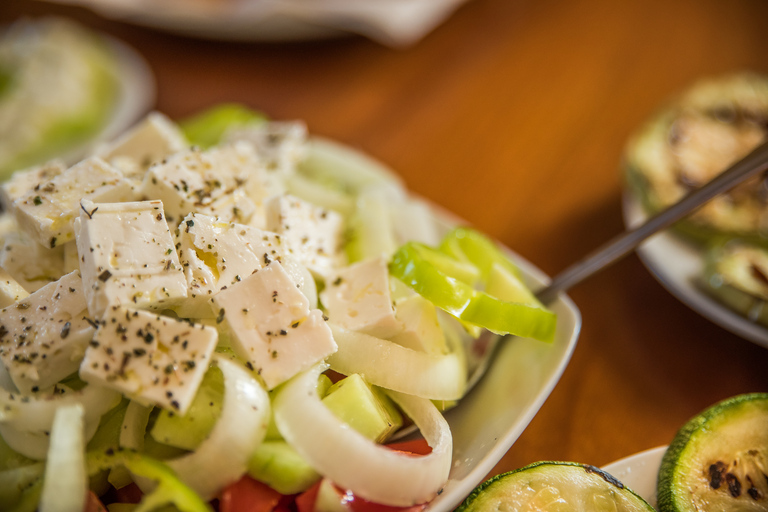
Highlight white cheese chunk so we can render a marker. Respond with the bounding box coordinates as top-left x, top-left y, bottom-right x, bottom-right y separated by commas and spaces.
140, 142, 260, 226
0, 270, 95, 393
212, 261, 336, 389
320, 257, 402, 339
74, 200, 187, 318
390, 295, 447, 355
79, 306, 217, 414
0, 268, 29, 308
0, 160, 65, 210
265, 194, 345, 276
174, 213, 316, 318
0, 231, 66, 292
97, 112, 188, 178
12, 157, 134, 248
224, 121, 307, 175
